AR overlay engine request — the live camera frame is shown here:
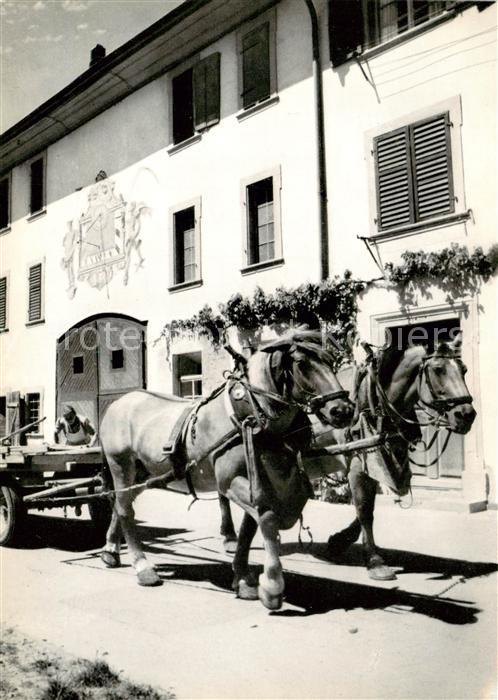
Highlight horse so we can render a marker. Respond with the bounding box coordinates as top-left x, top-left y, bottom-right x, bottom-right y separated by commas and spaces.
219, 334, 476, 582
99, 329, 354, 610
